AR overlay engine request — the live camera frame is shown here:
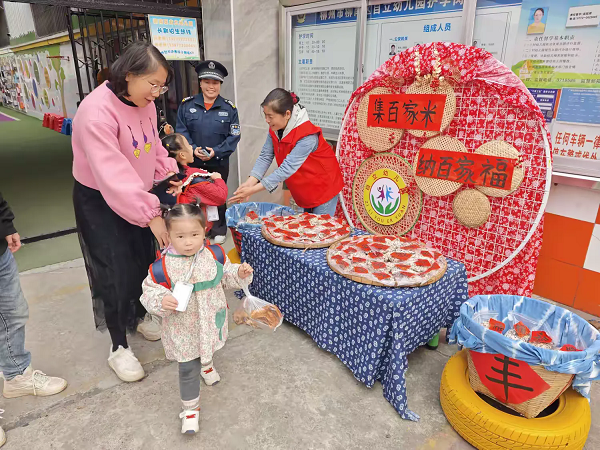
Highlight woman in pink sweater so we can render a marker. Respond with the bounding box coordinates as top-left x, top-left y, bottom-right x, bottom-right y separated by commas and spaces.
72, 42, 179, 382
